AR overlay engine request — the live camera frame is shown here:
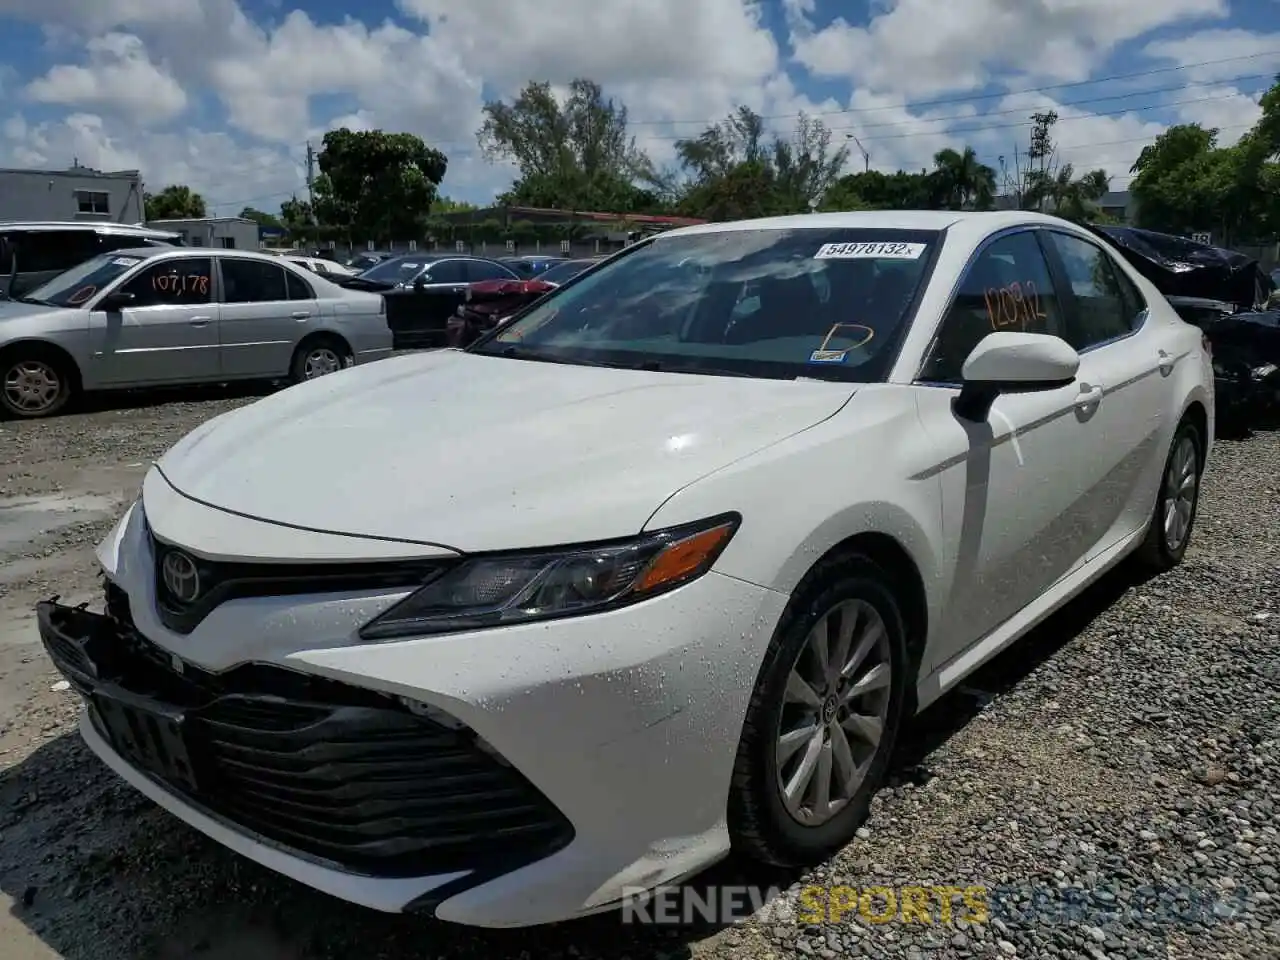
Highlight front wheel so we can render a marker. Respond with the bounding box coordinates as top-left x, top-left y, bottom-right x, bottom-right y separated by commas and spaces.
1, 350, 74, 419
729, 554, 909, 867
1134, 418, 1203, 571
